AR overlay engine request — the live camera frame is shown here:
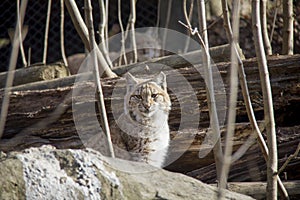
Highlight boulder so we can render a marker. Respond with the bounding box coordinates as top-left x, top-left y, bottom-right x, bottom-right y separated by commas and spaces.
0, 145, 254, 200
